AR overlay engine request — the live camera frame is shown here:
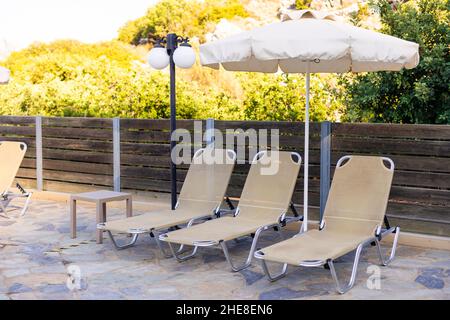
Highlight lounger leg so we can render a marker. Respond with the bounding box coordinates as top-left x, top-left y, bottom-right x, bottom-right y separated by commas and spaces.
0, 200, 10, 218
0, 193, 31, 218
220, 227, 265, 272
167, 242, 198, 262
20, 193, 32, 216
105, 231, 139, 250
328, 243, 364, 294
260, 259, 288, 282
152, 233, 175, 258
376, 227, 400, 266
